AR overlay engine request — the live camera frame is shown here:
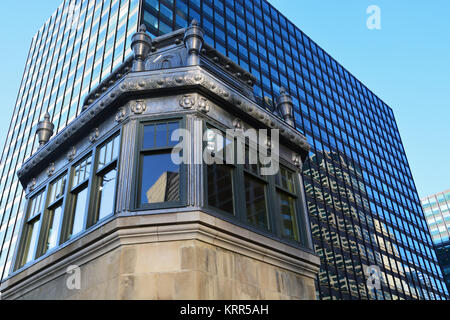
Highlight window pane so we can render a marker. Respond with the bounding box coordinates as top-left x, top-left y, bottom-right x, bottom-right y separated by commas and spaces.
71, 187, 88, 237
43, 205, 63, 253
73, 157, 92, 187
155, 123, 168, 147
277, 167, 296, 193
245, 175, 268, 229
244, 148, 259, 174
49, 175, 67, 204
98, 135, 121, 170
207, 164, 234, 214
23, 219, 40, 265
143, 125, 155, 149
112, 135, 120, 160
143, 122, 179, 149
30, 191, 45, 218
168, 122, 180, 146
141, 153, 180, 205
278, 192, 299, 241
97, 168, 117, 220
